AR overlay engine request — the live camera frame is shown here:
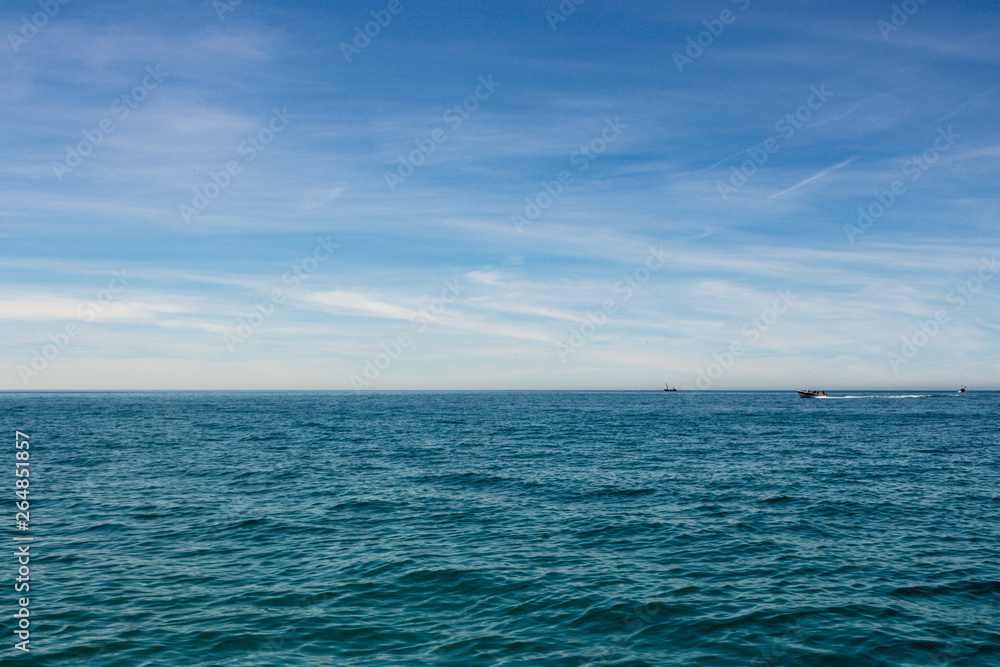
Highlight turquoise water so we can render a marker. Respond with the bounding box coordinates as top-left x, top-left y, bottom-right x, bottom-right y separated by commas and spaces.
3, 390, 999, 665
